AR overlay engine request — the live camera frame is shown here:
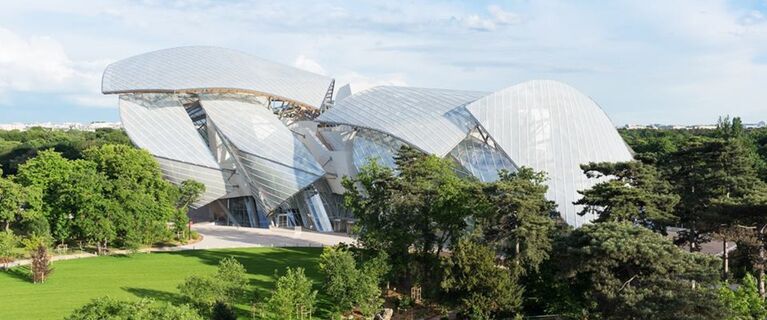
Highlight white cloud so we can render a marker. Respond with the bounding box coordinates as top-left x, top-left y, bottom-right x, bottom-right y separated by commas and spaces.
0, 27, 76, 91
488, 5, 521, 26
294, 55, 327, 75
